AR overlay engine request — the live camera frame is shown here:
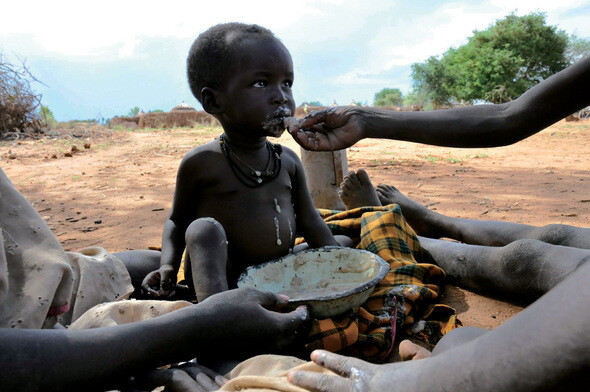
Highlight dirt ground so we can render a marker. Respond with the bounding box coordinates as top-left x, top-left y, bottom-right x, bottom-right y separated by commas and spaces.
2, 119, 589, 331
